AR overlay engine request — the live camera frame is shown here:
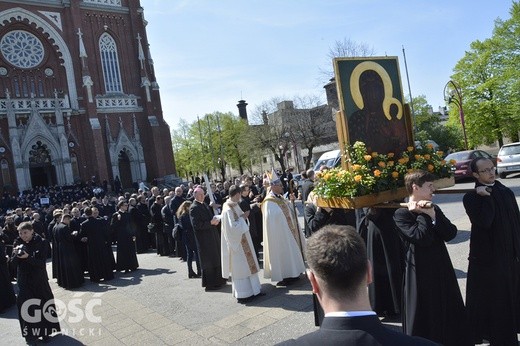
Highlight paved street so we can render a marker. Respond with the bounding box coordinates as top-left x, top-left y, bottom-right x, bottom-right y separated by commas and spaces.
2, 175, 520, 345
